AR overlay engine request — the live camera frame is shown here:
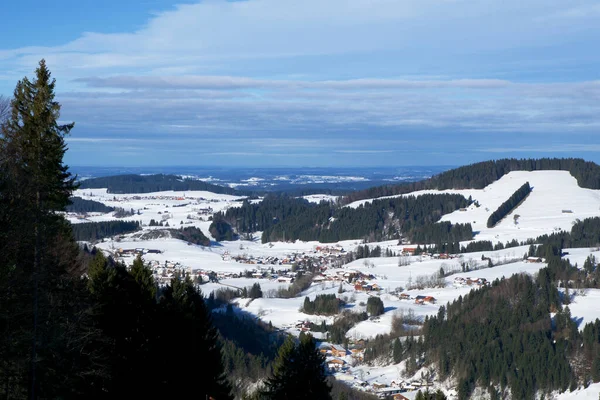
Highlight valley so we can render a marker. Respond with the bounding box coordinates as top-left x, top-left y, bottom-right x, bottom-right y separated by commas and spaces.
68, 166, 600, 399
